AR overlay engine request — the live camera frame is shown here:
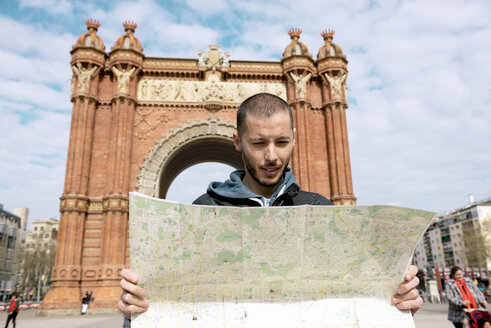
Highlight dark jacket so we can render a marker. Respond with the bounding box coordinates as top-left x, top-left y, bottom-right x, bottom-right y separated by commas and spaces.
193, 168, 332, 207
